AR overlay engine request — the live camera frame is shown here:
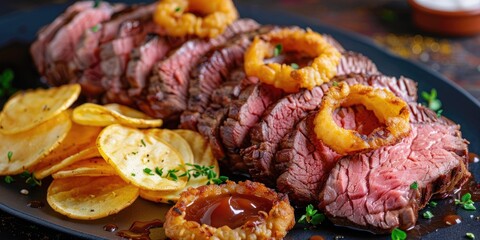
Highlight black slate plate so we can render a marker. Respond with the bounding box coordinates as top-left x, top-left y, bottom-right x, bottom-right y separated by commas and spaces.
0, 1, 479, 239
